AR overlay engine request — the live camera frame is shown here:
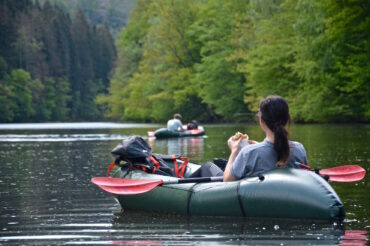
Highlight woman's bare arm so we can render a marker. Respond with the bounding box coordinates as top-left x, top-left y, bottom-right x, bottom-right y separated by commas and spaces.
223, 137, 241, 182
